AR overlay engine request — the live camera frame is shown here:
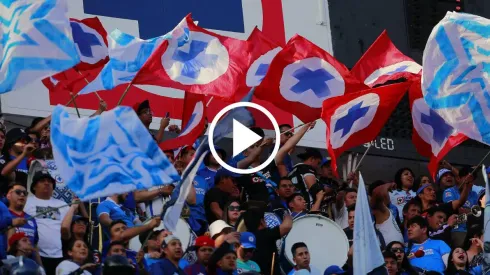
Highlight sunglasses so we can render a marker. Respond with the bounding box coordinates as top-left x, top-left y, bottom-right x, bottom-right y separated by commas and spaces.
243, 248, 255, 253
391, 248, 404, 253
228, 206, 240, 211
283, 132, 293, 137
13, 189, 27, 196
